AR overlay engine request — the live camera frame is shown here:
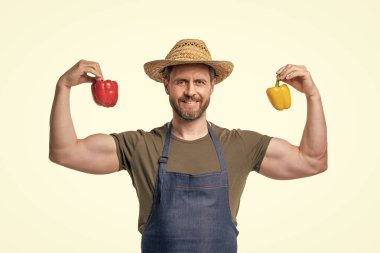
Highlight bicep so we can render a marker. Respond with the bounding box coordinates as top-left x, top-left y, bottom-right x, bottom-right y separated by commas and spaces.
62, 134, 119, 174
260, 137, 320, 180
